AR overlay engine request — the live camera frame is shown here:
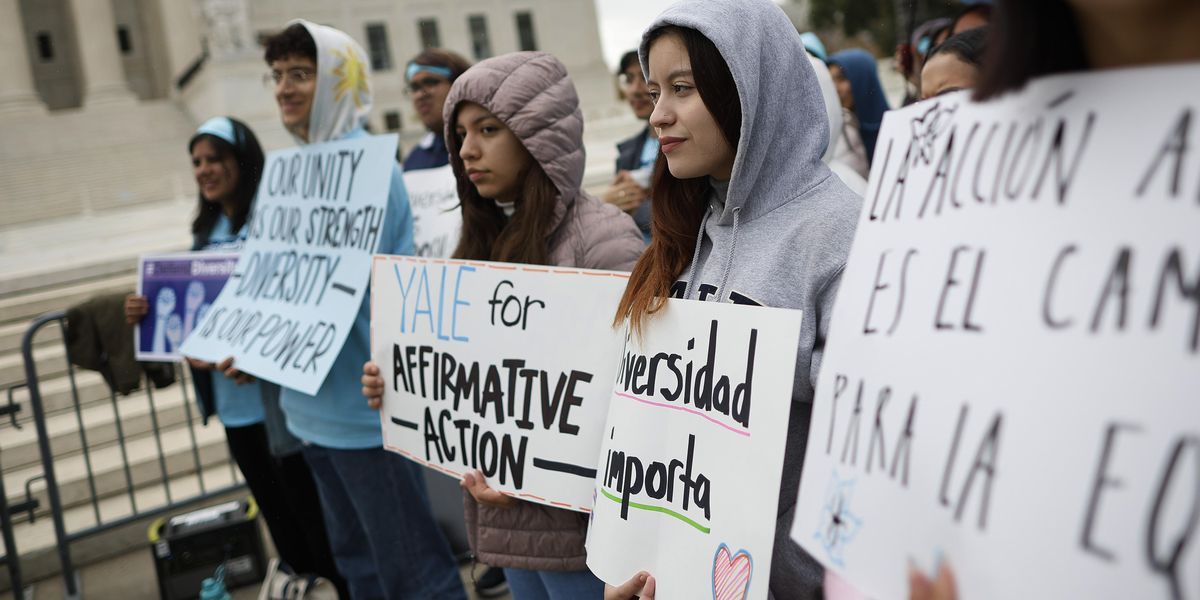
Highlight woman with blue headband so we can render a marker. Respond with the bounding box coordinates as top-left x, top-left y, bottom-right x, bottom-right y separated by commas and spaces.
125, 117, 345, 594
